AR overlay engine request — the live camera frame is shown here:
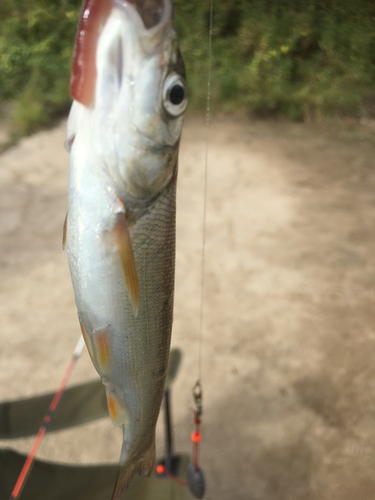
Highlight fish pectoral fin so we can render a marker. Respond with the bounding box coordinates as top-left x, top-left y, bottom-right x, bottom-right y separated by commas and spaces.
112, 437, 156, 500
62, 212, 68, 250
113, 212, 139, 315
